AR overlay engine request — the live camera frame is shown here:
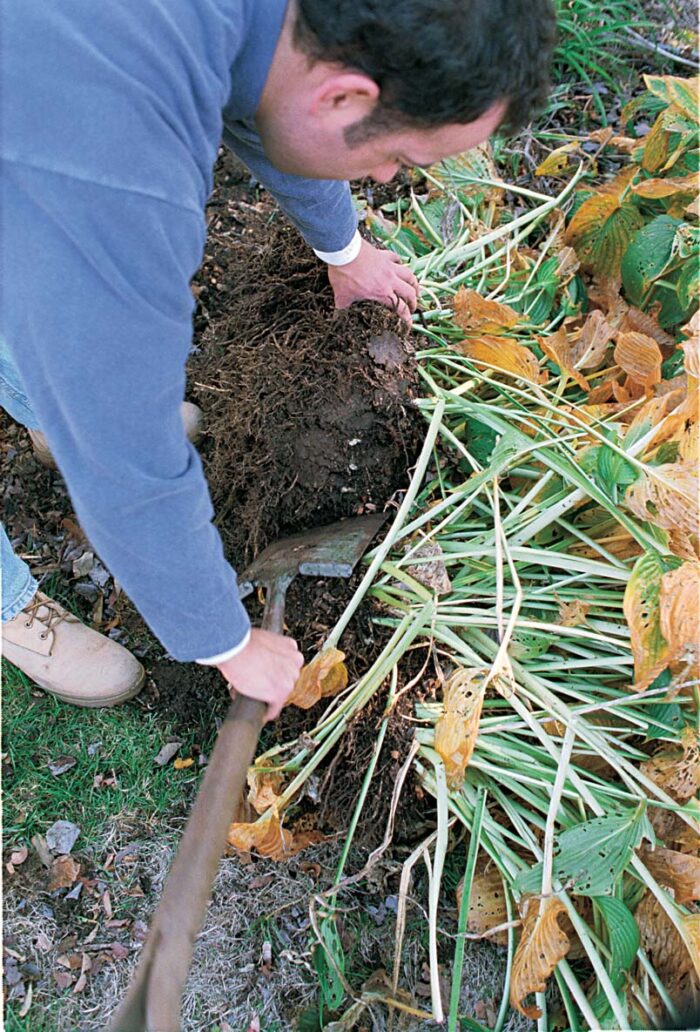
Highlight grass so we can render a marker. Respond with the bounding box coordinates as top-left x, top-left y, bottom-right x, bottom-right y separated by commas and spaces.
2, 662, 201, 847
